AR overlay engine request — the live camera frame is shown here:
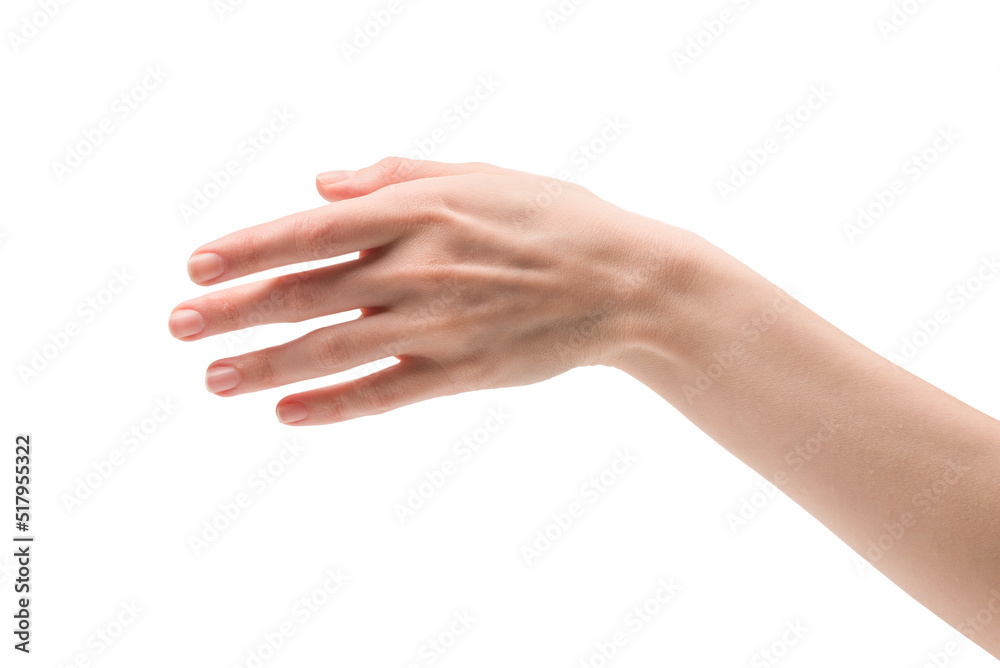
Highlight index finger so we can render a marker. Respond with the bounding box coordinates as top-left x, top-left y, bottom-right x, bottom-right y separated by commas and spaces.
186, 187, 415, 286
